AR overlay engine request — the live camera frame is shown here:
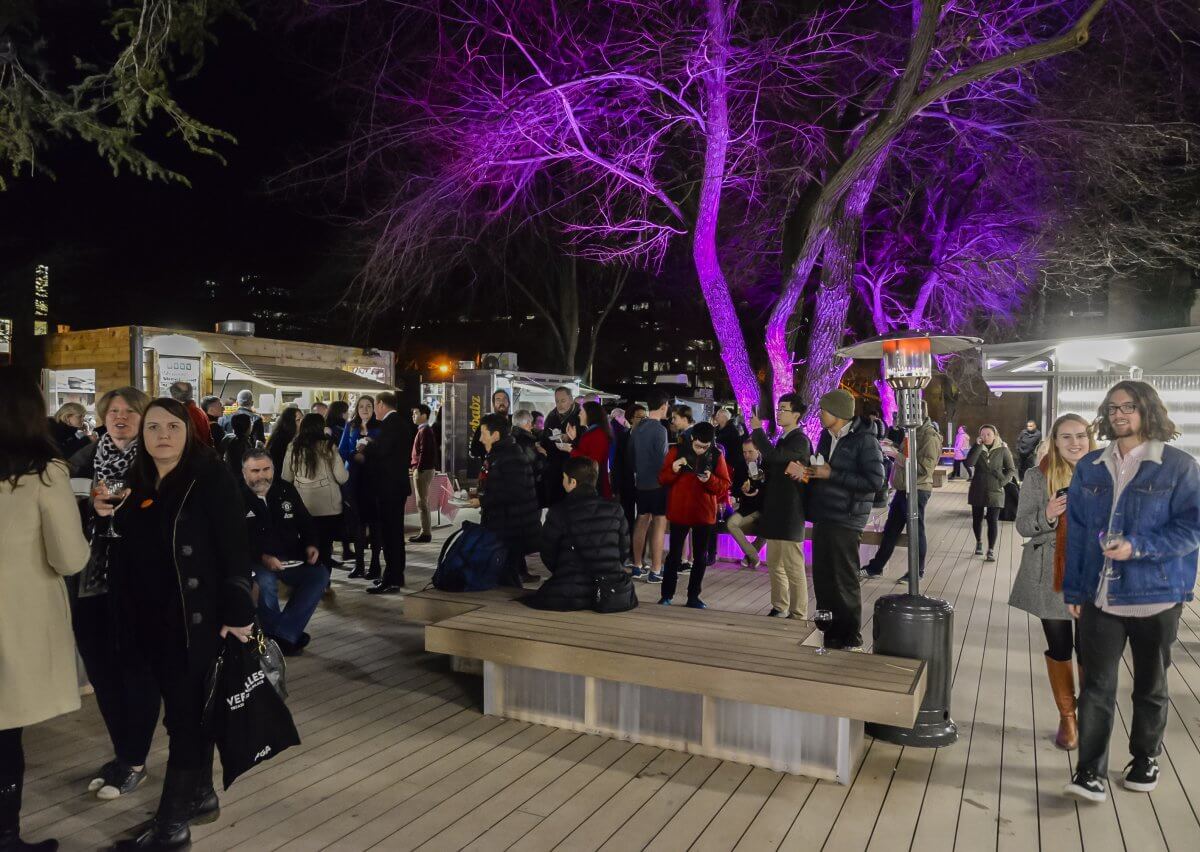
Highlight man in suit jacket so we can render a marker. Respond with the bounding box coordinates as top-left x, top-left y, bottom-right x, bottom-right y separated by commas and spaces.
363, 390, 415, 594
